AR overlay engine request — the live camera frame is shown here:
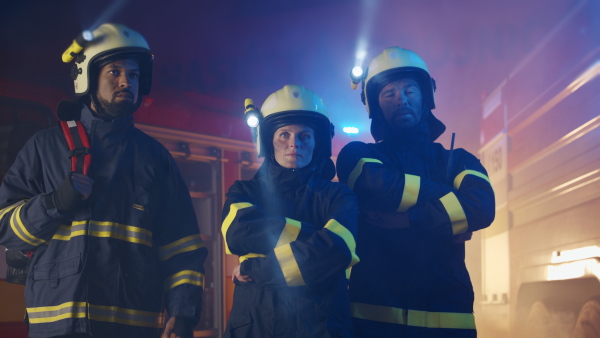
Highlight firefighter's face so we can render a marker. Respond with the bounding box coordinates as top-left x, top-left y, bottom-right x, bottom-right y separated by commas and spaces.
378, 78, 423, 130
272, 124, 315, 169
94, 59, 140, 118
